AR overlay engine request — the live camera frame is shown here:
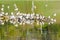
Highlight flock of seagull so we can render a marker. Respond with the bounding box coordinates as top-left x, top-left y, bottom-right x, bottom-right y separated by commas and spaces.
0, 3, 56, 27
